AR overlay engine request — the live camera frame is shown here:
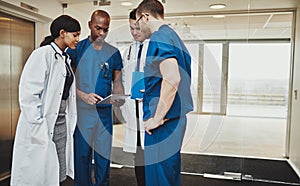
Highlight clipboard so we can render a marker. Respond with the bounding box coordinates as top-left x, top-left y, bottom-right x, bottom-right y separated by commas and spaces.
131, 71, 145, 99
97, 94, 131, 104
